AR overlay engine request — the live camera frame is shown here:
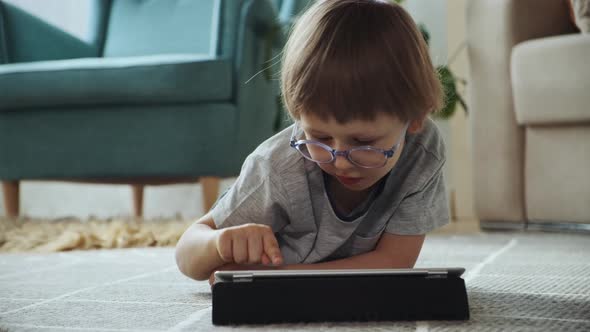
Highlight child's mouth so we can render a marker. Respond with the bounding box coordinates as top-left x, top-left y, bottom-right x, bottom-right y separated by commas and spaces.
335, 175, 362, 186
